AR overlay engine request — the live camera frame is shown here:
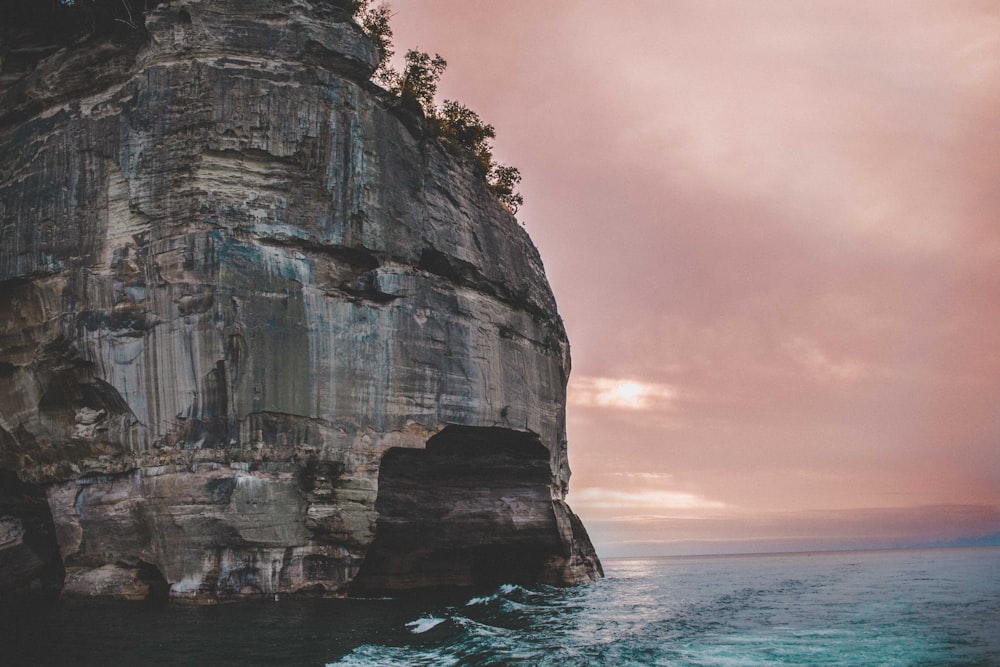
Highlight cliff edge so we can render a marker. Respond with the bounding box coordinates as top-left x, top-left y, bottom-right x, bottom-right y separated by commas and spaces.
0, 0, 601, 602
